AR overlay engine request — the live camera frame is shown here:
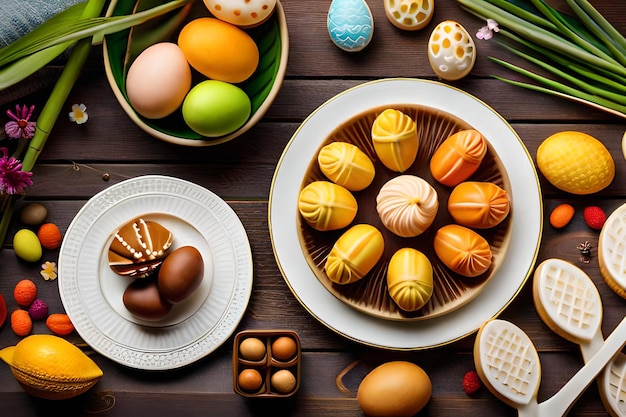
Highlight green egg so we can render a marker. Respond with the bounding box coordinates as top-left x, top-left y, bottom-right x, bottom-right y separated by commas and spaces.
182, 80, 251, 137
13, 229, 42, 263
